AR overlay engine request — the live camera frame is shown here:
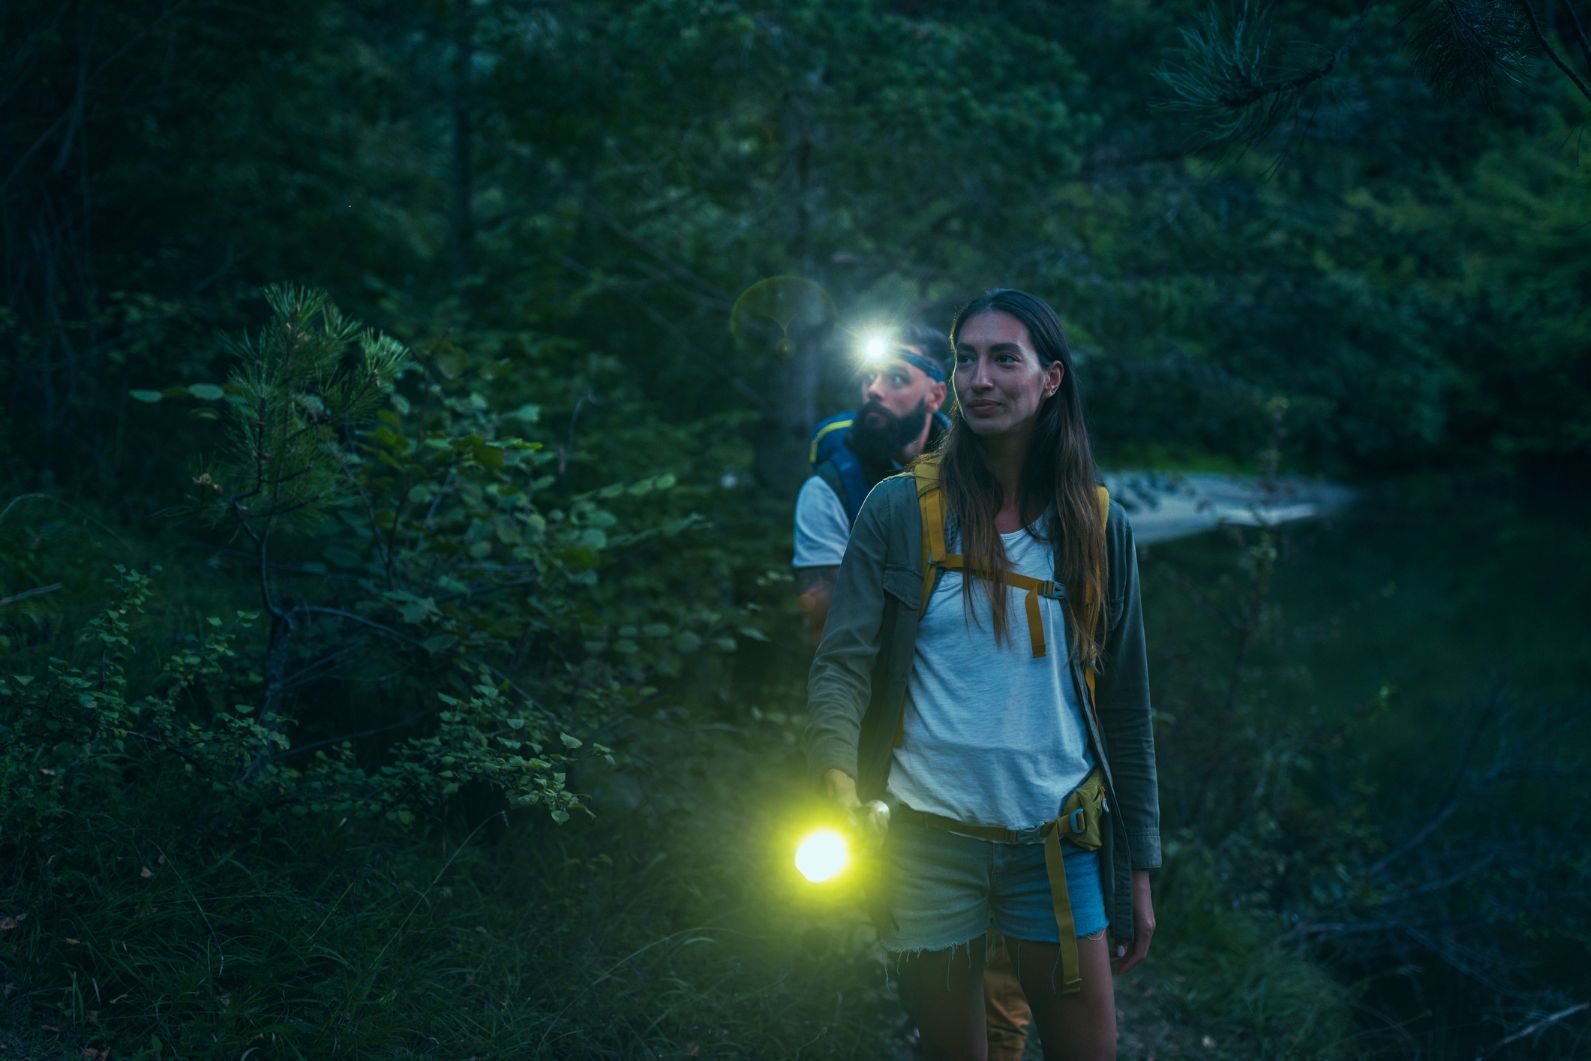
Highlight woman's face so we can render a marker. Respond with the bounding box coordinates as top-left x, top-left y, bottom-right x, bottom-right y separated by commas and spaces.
952, 310, 1063, 441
